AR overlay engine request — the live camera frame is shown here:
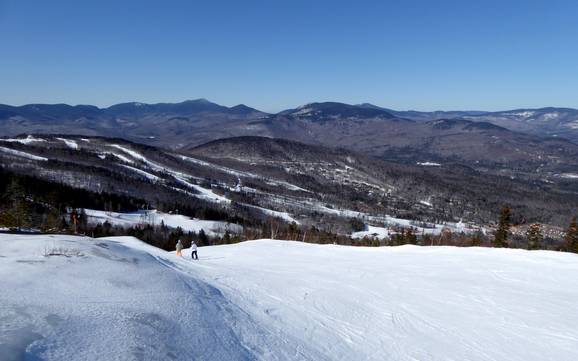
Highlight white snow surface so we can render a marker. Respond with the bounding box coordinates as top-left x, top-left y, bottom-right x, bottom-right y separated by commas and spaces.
0, 146, 48, 161
55, 138, 79, 150
83, 209, 240, 235
119, 164, 161, 182
2, 235, 577, 361
0, 135, 46, 145
108, 146, 231, 204
417, 161, 441, 167
241, 204, 299, 224
352, 225, 392, 239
